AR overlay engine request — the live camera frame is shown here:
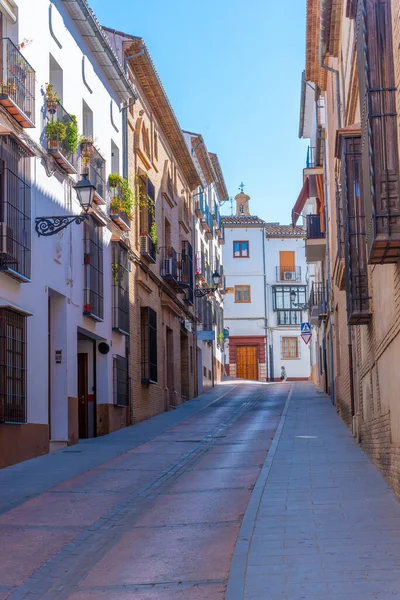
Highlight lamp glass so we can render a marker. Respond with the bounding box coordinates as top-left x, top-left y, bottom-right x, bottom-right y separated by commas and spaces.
75, 174, 96, 212
212, 270, 222, 287
290, 290, 296, 303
